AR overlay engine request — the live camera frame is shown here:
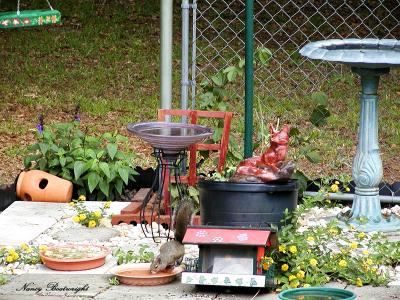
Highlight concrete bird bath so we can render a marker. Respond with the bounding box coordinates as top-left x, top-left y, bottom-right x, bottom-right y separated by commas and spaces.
300, 39, 400, 231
